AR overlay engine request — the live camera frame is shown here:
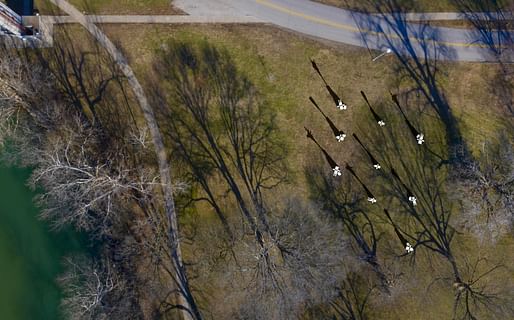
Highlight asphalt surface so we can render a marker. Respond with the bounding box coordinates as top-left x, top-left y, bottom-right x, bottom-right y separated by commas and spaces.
174, 0, 514, 62
3, 0, 512, 61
